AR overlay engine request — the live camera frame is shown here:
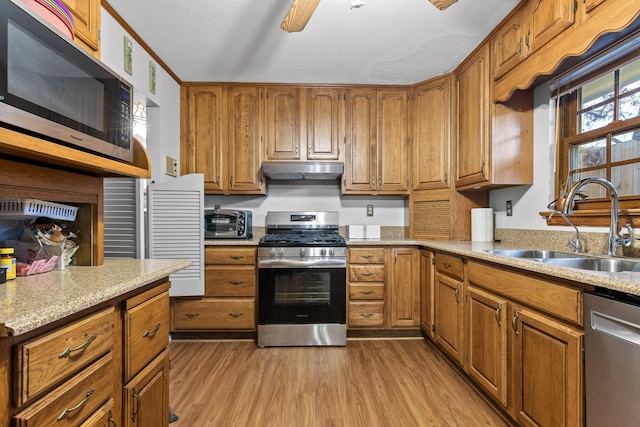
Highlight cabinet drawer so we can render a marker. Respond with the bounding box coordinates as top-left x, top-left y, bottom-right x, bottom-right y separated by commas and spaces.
205, 266, 255, 296
78, 398, 115, 426
13, 353, 114, 427
467, 261, 582, 325
349, 283, 384, 300
349, 301, 385, 327
348, 247, 385, 264
349, 265, 385, 282
173, 298, 255, 330
205, 247, 256, 265
435, 252, 464, 279
14, 307, 114, 406
125, 291, 170, 381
